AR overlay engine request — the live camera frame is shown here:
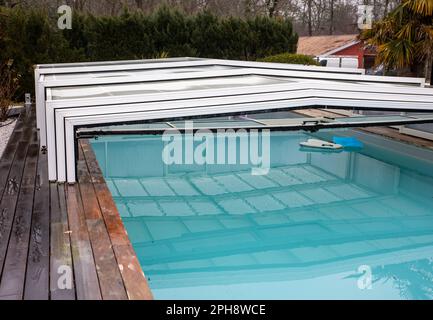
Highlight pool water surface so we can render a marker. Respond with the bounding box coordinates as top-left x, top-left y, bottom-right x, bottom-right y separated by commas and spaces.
91, 129, 433, 300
